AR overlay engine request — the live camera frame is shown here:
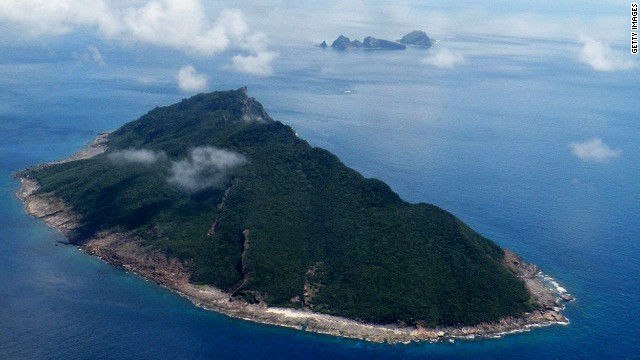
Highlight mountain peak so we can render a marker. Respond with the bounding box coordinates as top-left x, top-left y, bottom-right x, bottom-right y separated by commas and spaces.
179, 87, 272, 123
237, 88, 272, 124
398, 30, 433, 47
108, 88, 274, 153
